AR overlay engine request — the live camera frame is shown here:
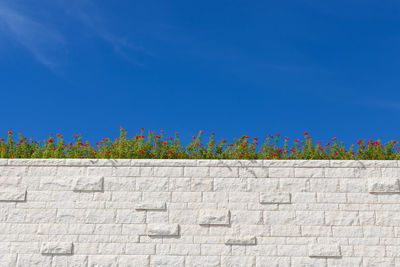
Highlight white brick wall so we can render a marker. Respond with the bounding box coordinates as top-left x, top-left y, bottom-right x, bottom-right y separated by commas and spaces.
0, 159, 399, 266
